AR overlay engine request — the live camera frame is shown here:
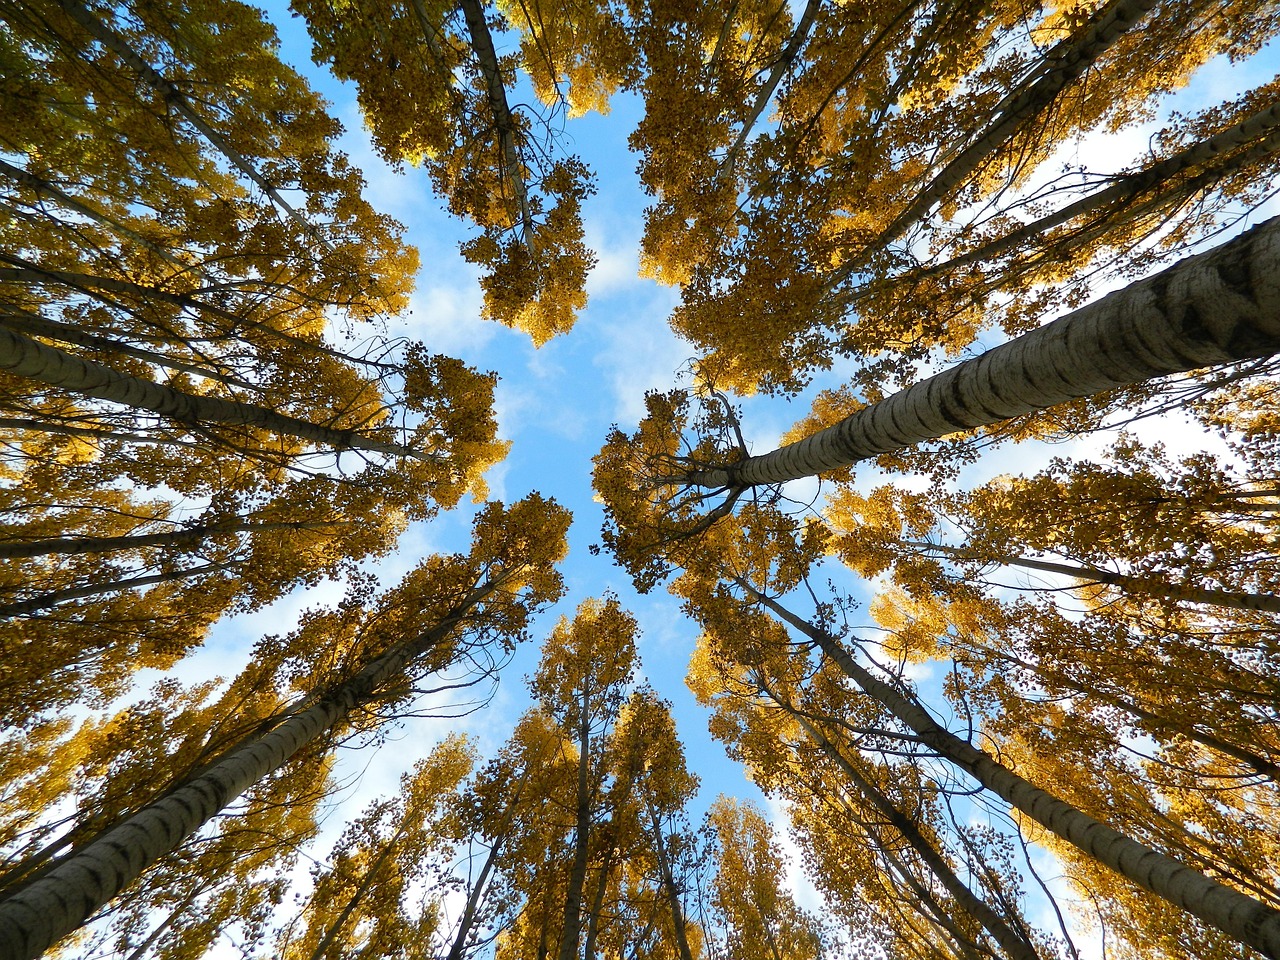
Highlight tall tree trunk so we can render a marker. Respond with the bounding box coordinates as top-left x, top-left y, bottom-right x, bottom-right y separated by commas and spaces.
744, 583, 1280, 958
906, 540, 1280, 614
0, 325, 428, 461
0, 580, 500, 960
791, 712, 1042, 960
56, 0, 317, 243
648, 805, 696, 960
304, 820, 412, 960
0, 520, 344, 560
558, 692, 594, 960
0, 309, 253, 389
687, 215, 1280, 489
457, 0, 534, 251
446, 837, 503, 960
715, 0, 821, 187
840, 99, 1280, 311
826, 0, 1157, 288
0, 561, 235, 618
